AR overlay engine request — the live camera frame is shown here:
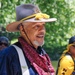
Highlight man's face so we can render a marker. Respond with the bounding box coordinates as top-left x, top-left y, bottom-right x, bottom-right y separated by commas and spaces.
0, 42, 8, 50
69, 45, 75, 57
22, 22, 46, 48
